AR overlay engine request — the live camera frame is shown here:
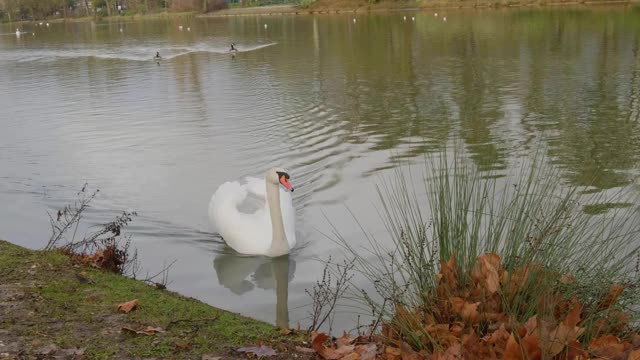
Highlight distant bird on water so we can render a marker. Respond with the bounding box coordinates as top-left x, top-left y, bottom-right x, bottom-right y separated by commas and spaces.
15, 28, 20, 37
264, 23, 268, 29
154, 51, 161, 65
179, 25, 183, 30
230, 43, 238, 53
